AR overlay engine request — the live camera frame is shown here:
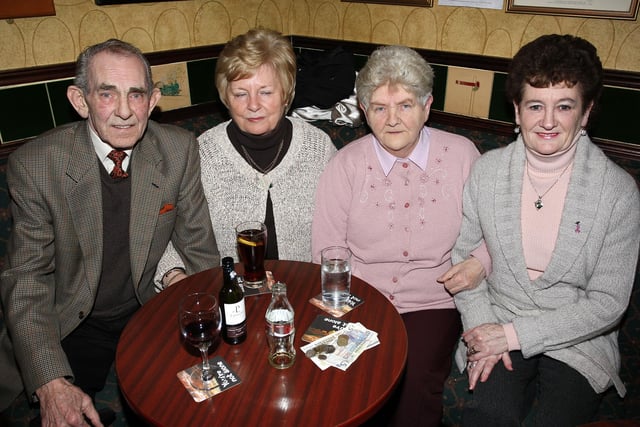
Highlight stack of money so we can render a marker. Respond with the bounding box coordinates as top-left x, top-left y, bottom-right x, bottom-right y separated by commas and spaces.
300, 322, 379, 371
